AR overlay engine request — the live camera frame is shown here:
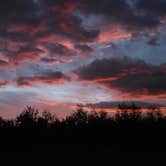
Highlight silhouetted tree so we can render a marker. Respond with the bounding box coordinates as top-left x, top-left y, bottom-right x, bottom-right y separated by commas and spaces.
16, 106, 38, 128
65, 109, 88, 127
0, 103, 165, 160
0, 117, 7, 128
115, 103, 142, 122
37, 111, 57, 128
146, 104, 162, 118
